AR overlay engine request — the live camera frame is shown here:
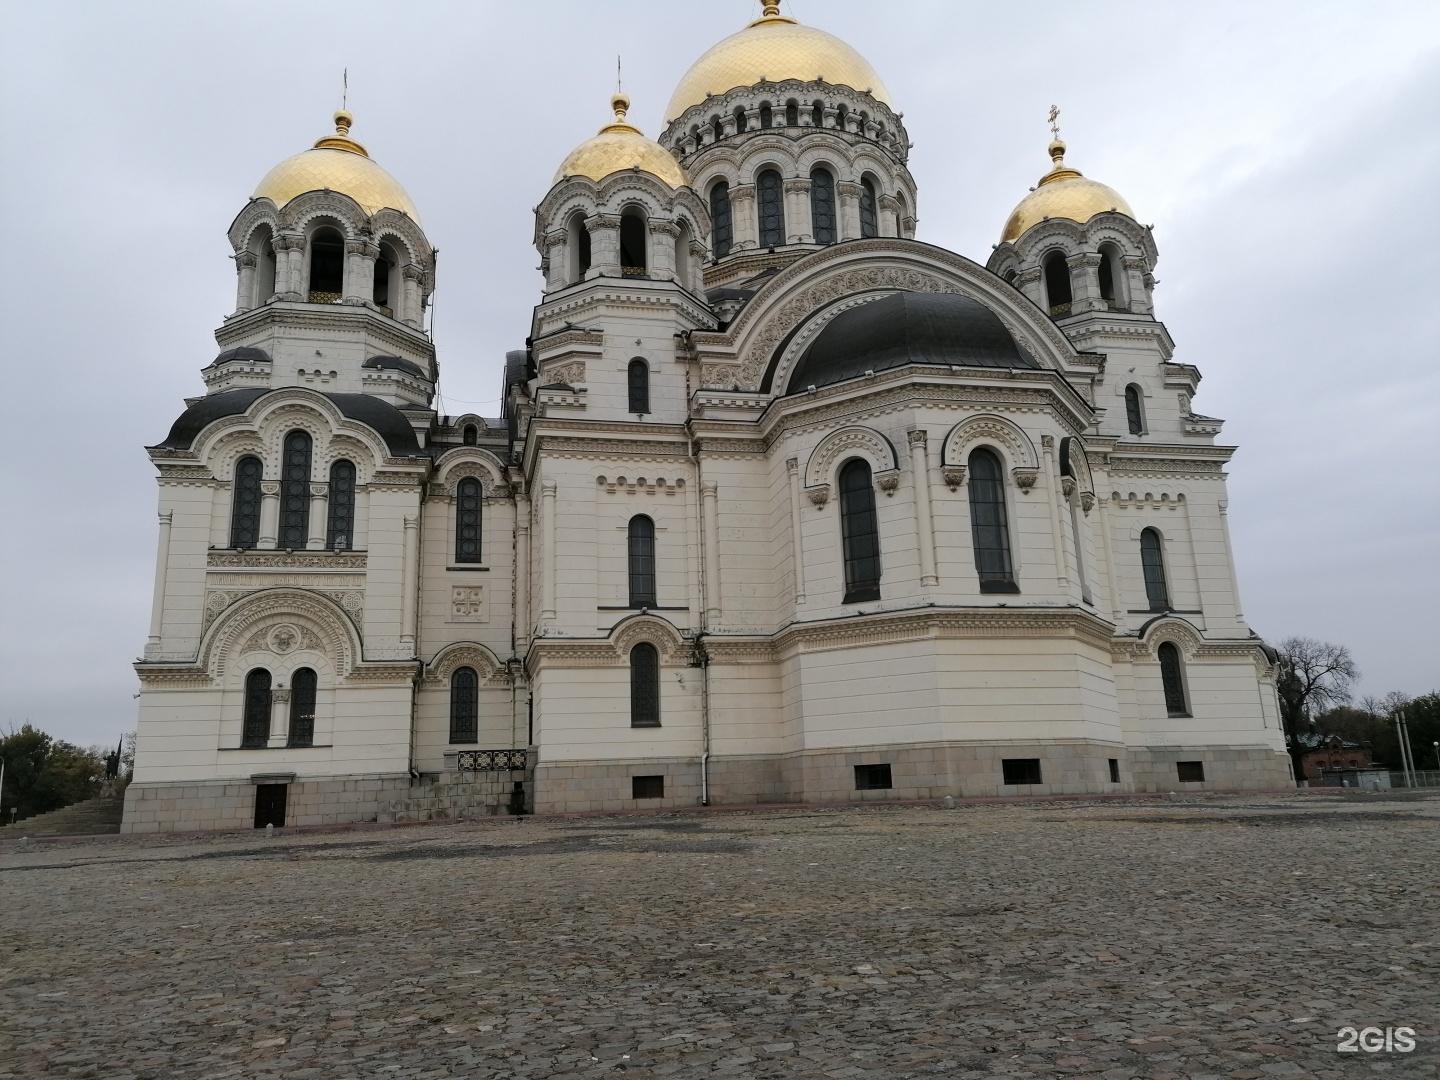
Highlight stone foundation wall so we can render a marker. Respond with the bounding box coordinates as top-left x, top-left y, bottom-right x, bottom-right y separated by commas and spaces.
121, 775, 413, 834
